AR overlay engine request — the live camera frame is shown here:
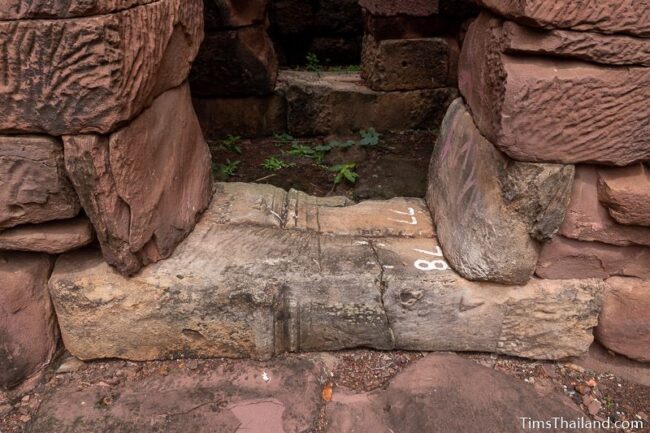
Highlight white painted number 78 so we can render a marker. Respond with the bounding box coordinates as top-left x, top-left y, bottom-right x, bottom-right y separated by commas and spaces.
413, 247, 449, 271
